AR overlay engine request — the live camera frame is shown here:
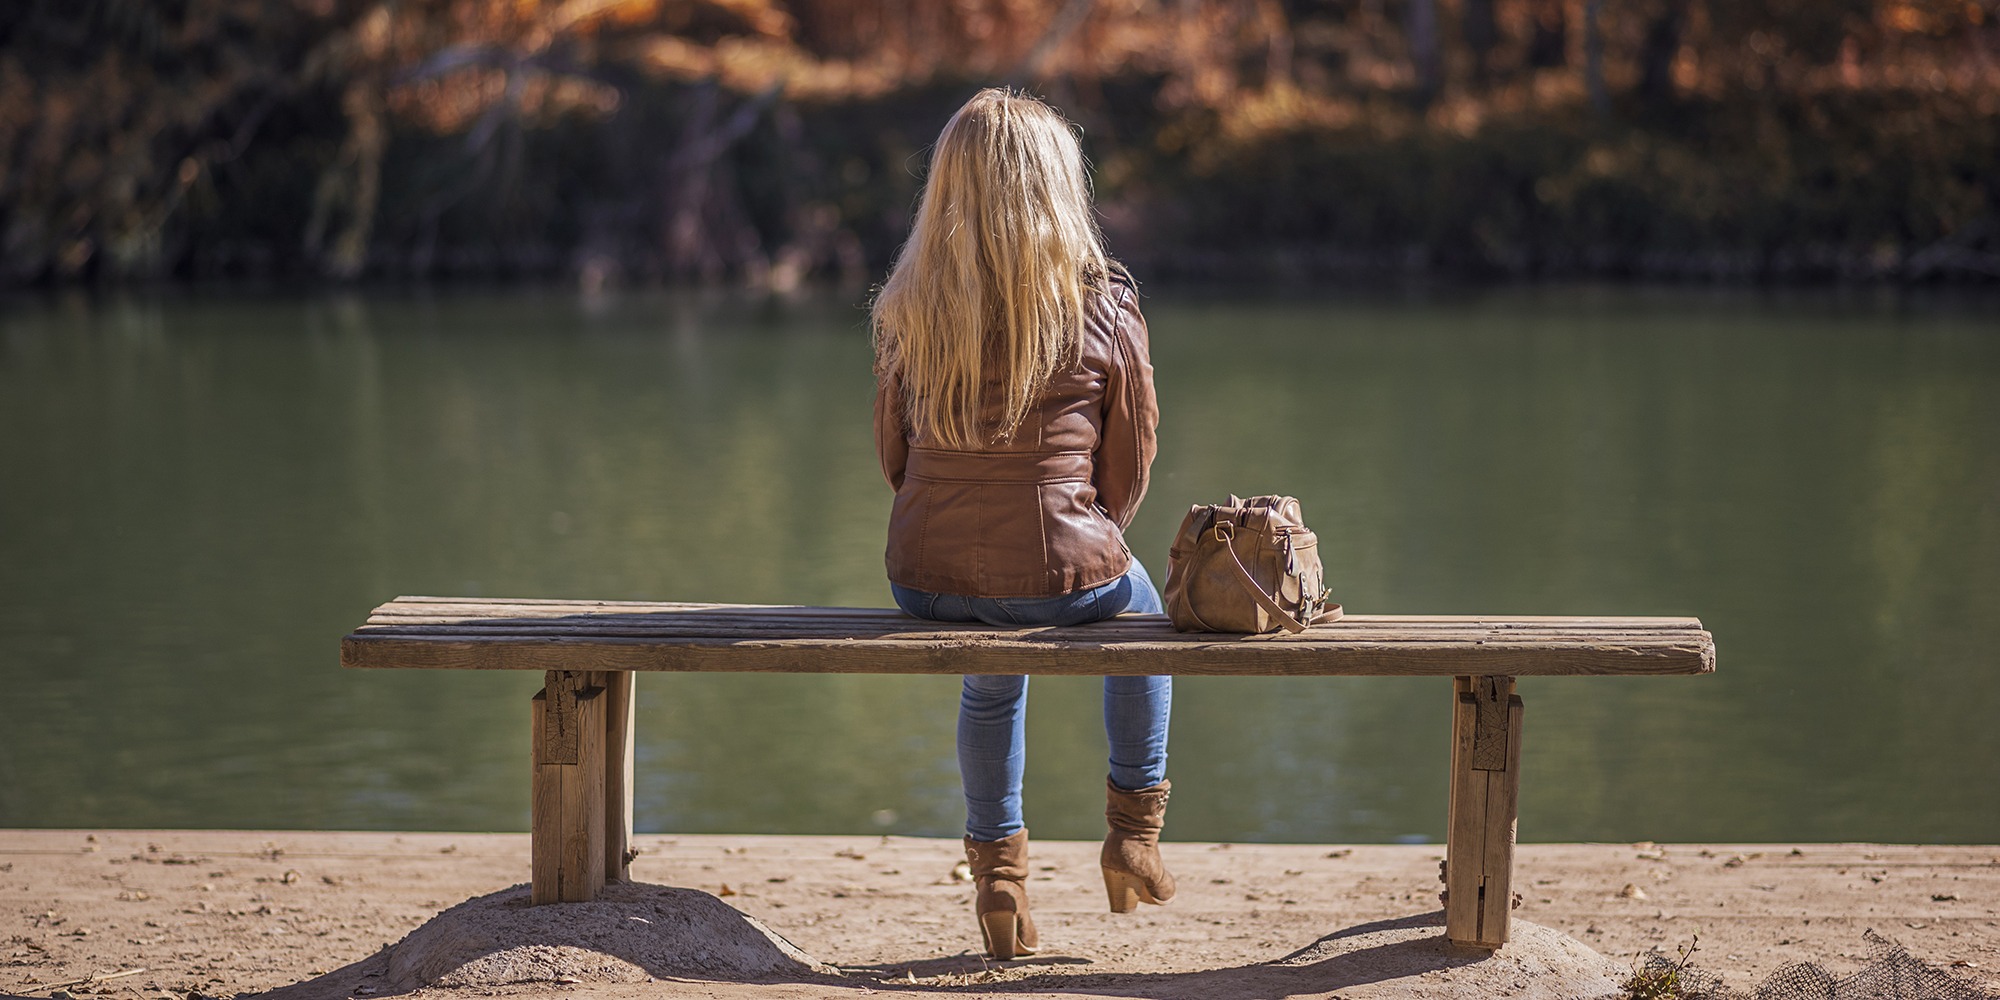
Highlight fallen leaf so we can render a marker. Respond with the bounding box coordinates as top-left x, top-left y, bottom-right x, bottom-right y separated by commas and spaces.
718, 883, 737, 897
